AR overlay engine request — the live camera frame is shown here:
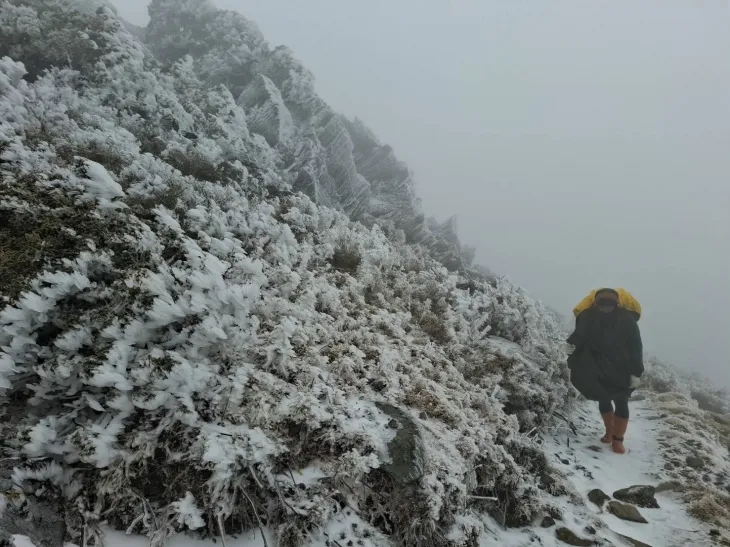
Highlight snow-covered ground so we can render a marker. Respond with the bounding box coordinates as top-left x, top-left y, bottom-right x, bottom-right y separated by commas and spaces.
538, 398, 716, 547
